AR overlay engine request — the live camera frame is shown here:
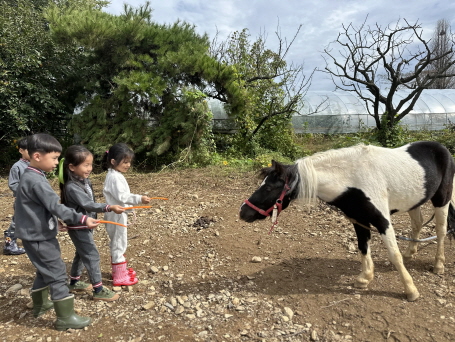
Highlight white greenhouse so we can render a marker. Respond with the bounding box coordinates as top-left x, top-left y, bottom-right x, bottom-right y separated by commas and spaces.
209, 89, 455, 134
292, 89, 455, 134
